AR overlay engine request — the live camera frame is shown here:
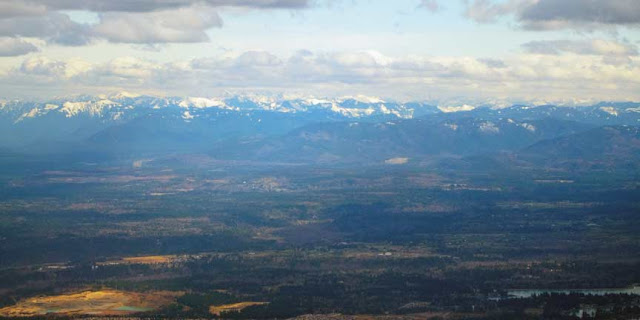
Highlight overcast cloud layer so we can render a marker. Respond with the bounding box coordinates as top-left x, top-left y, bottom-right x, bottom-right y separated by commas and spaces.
0, 0, 639, 104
